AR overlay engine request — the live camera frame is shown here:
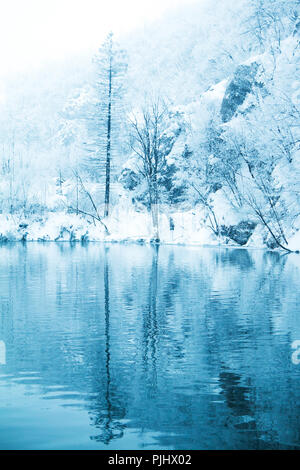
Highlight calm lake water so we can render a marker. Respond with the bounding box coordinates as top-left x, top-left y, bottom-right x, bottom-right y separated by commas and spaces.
0, 243, 299, 450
